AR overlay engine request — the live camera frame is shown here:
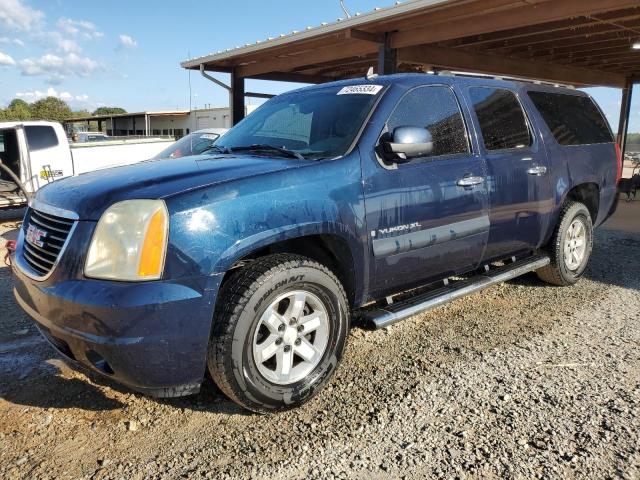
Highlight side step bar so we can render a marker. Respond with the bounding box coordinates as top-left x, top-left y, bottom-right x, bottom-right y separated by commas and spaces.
363, 255, 550, 329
